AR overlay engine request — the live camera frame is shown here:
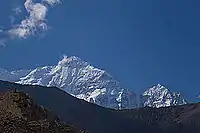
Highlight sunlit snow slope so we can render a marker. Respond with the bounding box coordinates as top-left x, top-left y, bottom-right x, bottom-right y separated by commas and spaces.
140, 84, 187, 108
15, 56, 137, 109
0, 56, 187, 109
